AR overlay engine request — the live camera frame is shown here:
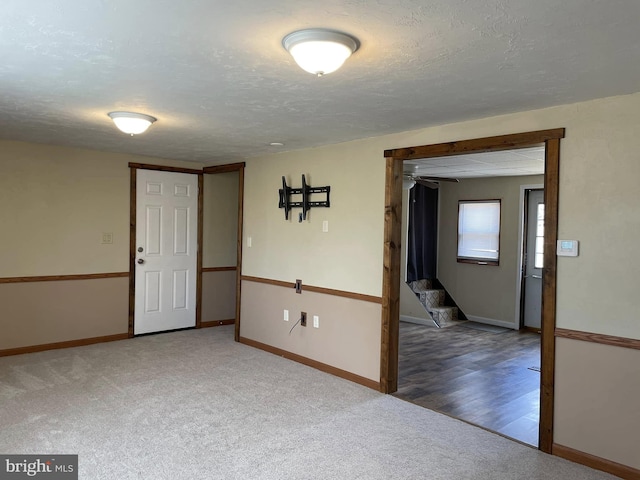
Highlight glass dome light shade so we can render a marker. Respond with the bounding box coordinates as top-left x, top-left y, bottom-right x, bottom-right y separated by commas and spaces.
283, 29, 359, 76
108, 111, 157, 135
